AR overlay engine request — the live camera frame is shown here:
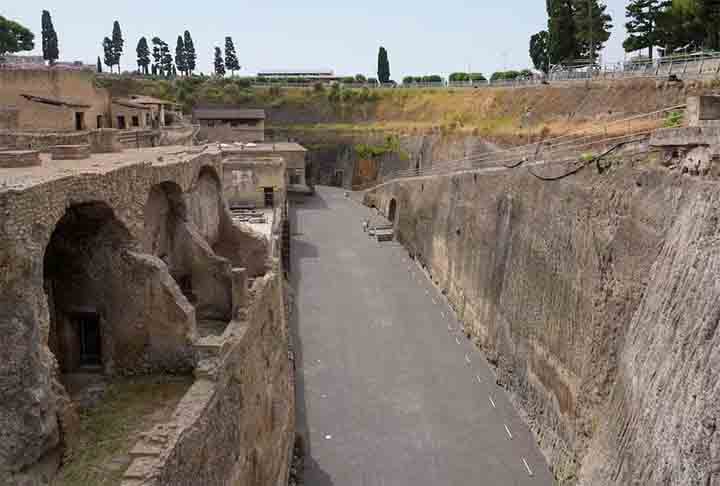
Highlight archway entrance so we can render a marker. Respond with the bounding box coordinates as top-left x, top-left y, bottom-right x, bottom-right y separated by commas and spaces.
388, 198, 397, 223
44, 202, 131, 377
